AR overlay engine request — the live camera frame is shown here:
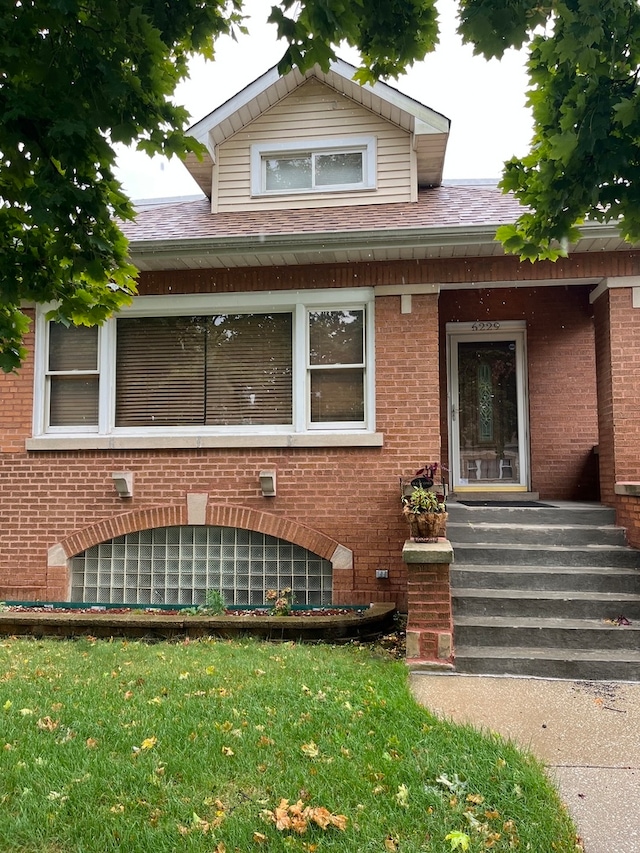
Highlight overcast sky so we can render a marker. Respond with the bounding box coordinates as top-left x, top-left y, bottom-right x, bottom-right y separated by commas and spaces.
114, 0, 534, 200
